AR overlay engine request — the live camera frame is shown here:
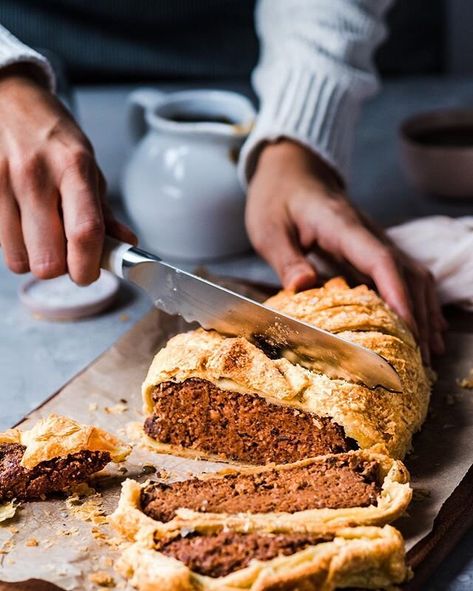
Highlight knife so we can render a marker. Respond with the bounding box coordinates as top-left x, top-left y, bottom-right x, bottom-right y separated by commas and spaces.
101, 237, 402, 392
